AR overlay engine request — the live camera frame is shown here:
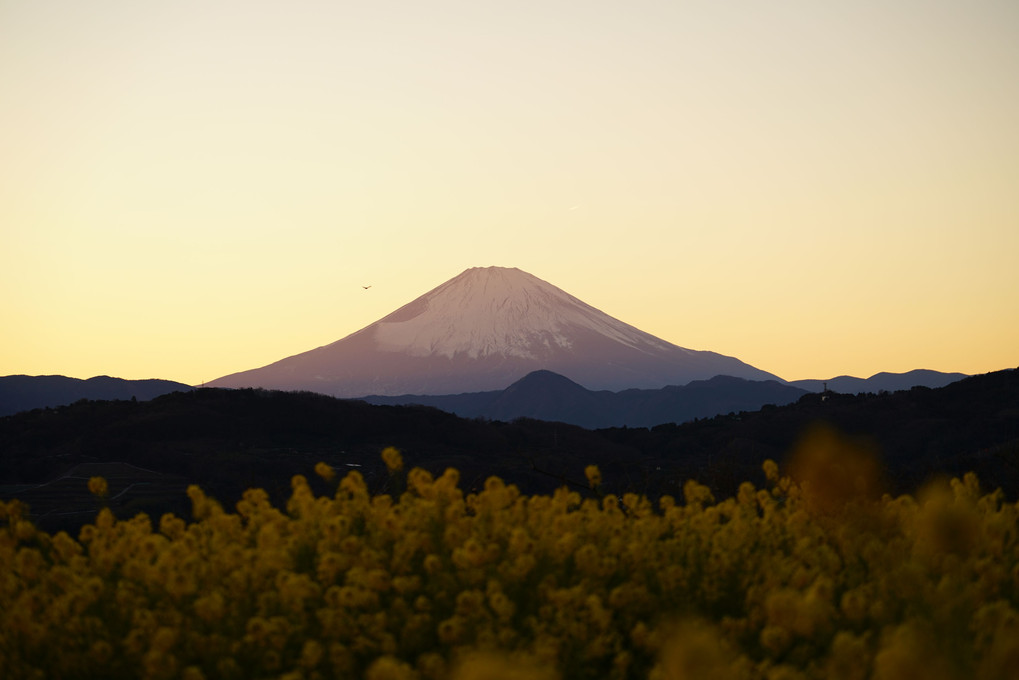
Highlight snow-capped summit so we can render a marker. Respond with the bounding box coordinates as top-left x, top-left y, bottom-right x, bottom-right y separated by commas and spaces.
209, 266, 781, 396
373, 266, 674, 360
